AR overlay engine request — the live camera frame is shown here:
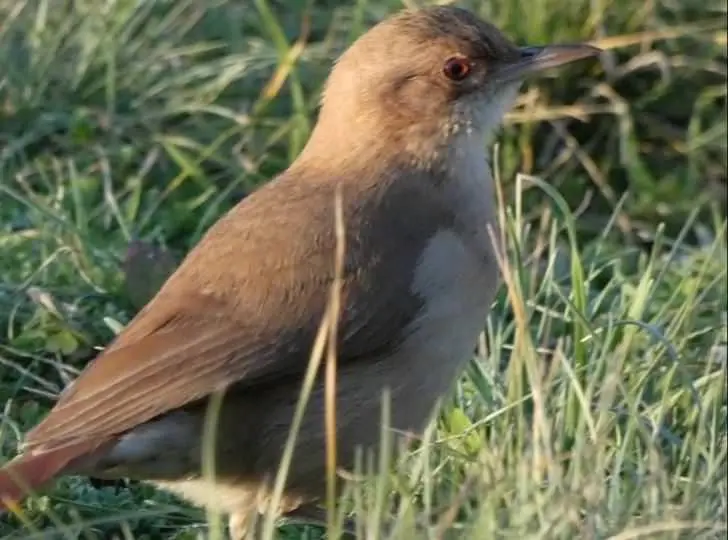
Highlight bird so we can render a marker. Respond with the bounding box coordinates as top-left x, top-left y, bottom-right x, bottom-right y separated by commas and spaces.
0, 6, 599, 538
